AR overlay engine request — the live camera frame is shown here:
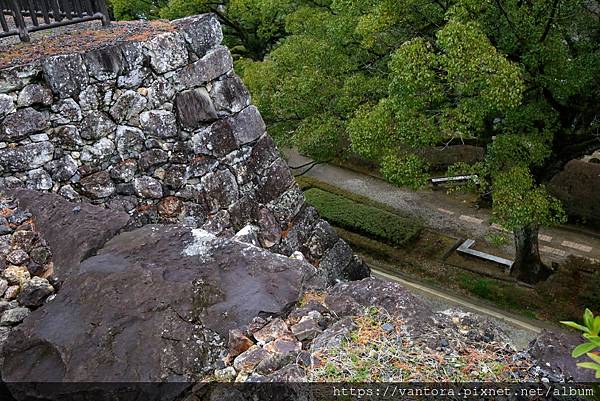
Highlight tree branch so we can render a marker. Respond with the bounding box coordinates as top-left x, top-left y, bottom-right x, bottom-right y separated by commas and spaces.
540, 0, 560, 43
